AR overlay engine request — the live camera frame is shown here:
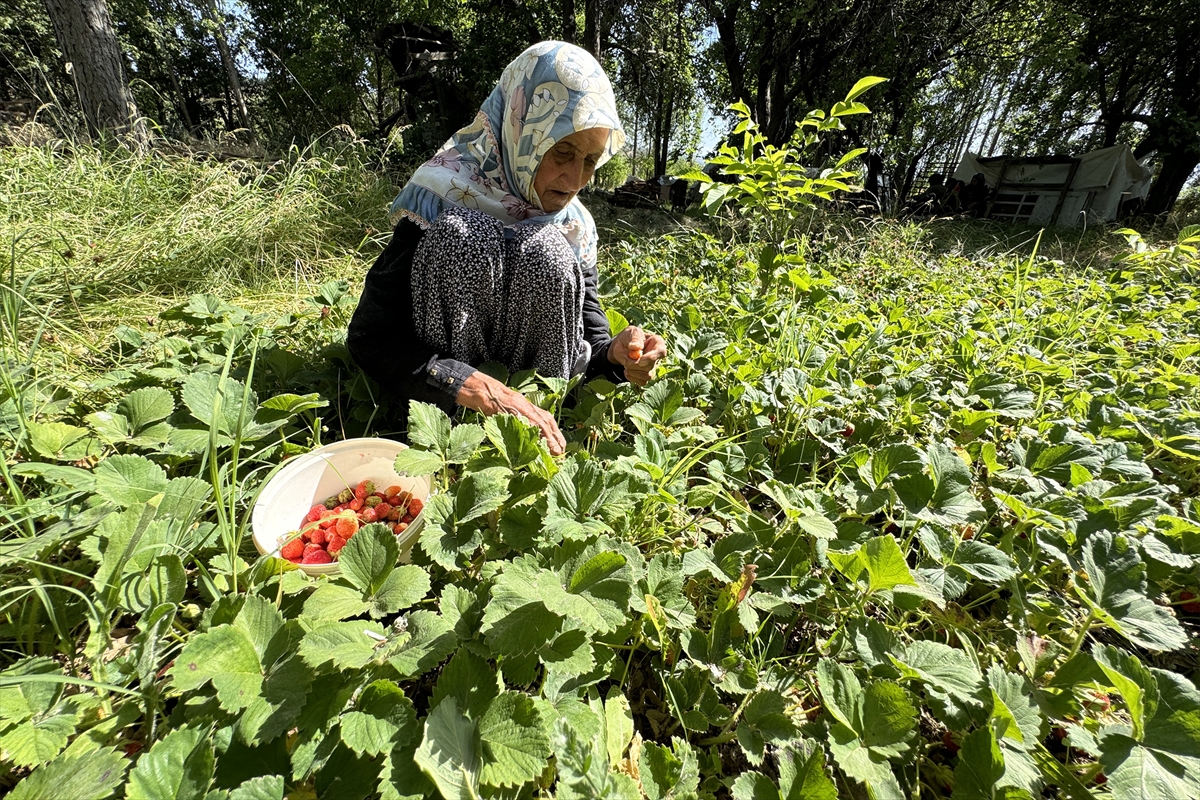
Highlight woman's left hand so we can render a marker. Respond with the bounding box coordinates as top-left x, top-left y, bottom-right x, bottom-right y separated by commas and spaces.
608, 325, 667, 386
